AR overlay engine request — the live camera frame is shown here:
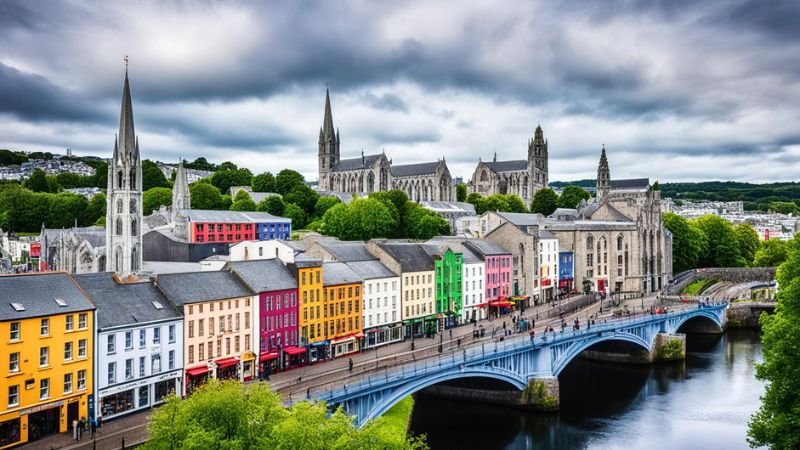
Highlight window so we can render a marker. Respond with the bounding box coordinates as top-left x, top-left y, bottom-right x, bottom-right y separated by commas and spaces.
152, 354, 161, 373
125, 331, 133, 349
153, 327, 161, 344
199, 343, 205, 360
188, 345, 194, 364
169, 324, 176, 343
40, 378, 49, 400
108, 362, 116, 384
198, 319, 204, 337
78, 313, 87, 329
9, 352, 19, 373
9, 322, 20, 341
8, 385, 19, 407
208, 341, 214, 358
64, 373, 73, 393
245, 334, 250, 351
139, 356, 146, 377
245, 312, 250, 329
66, 315, 74, 331
39, 347, 49, 367
125, 359, 133, 380
64, 342, 73, 361
209, 318, 214, 335
40, 318, 49, 336
77, 370, 86, 390
107, 335, 116, 354
139, 330, 146, 347
78, 339, 87, 358
235, 335, 240, 353
169, 350, 175, 370
235, 314, 240, 331
189, 320, 194, 338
